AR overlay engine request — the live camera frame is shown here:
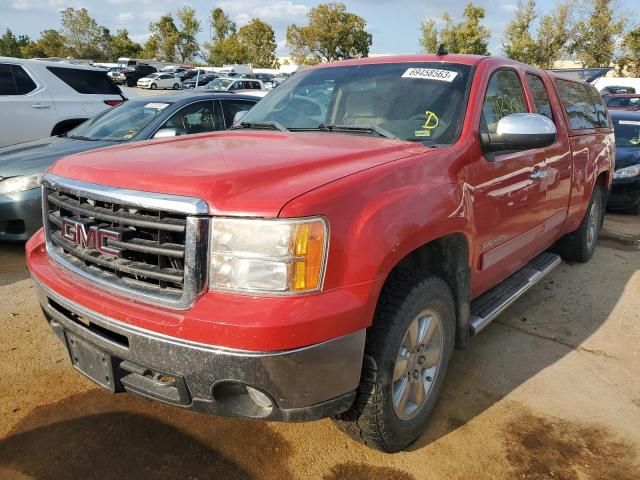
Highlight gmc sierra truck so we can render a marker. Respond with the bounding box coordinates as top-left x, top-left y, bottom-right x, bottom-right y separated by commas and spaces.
26, 54, 614, 452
